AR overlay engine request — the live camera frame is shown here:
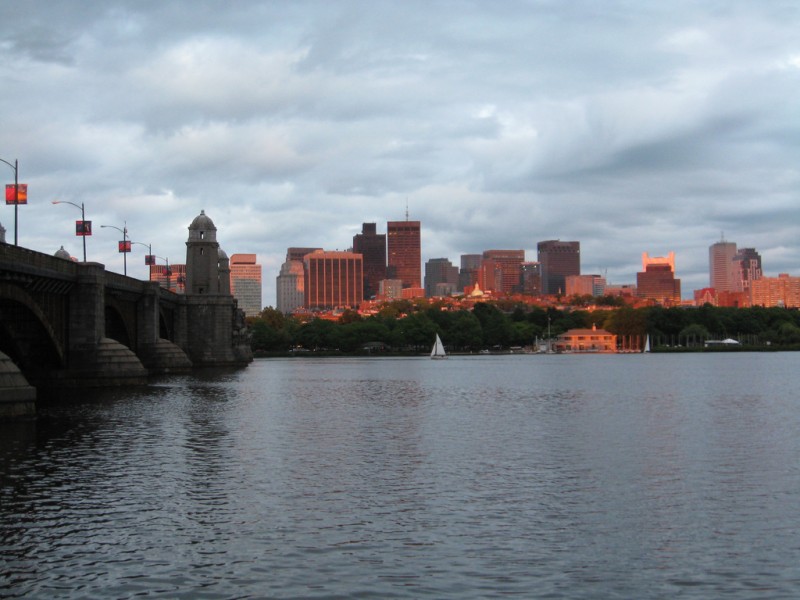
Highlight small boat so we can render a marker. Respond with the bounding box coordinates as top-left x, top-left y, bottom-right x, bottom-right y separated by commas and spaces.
430, 333, 447, 359
643, 334, 651, 353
